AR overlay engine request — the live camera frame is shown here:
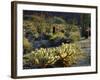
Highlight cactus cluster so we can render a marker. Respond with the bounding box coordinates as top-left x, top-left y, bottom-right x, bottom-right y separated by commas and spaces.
23, 43, 86, 68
